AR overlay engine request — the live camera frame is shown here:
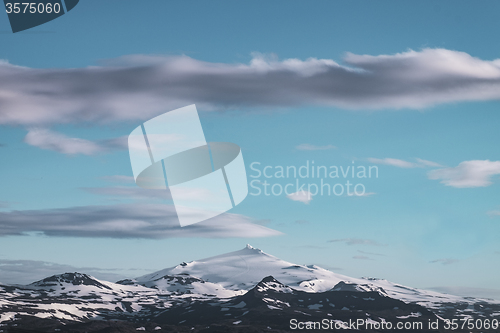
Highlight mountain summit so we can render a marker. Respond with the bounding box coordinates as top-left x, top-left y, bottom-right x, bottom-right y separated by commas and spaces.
30, 272, 112, 290
135, 245, 500, 308
0, 245, 498, 332
136, 244, 346, 291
